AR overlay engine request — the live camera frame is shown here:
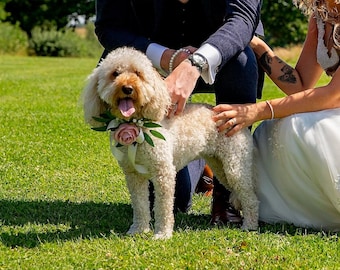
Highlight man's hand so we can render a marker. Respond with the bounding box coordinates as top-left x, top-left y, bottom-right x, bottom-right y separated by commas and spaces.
165, 60, 200, 115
